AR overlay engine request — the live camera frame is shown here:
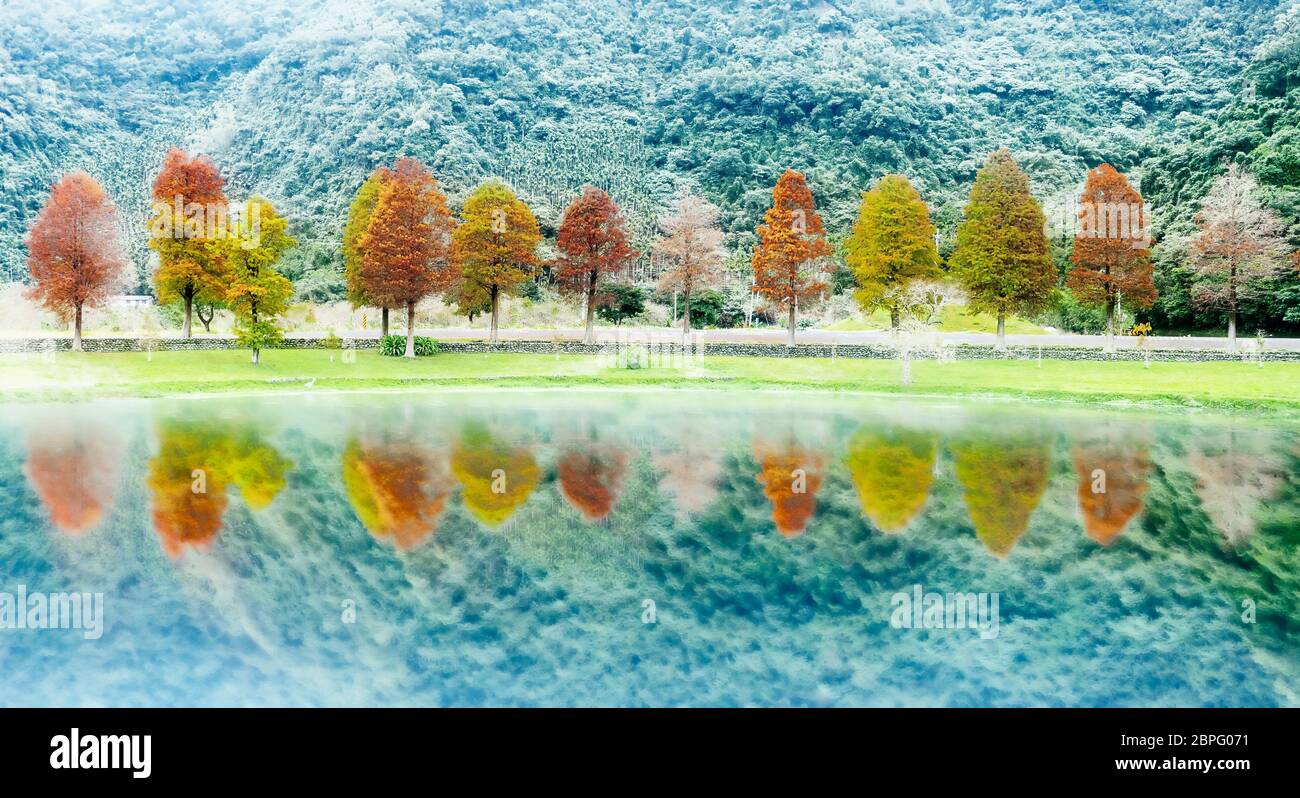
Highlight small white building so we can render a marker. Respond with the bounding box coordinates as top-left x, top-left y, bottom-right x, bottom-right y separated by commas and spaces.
109, 295, 154, 308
